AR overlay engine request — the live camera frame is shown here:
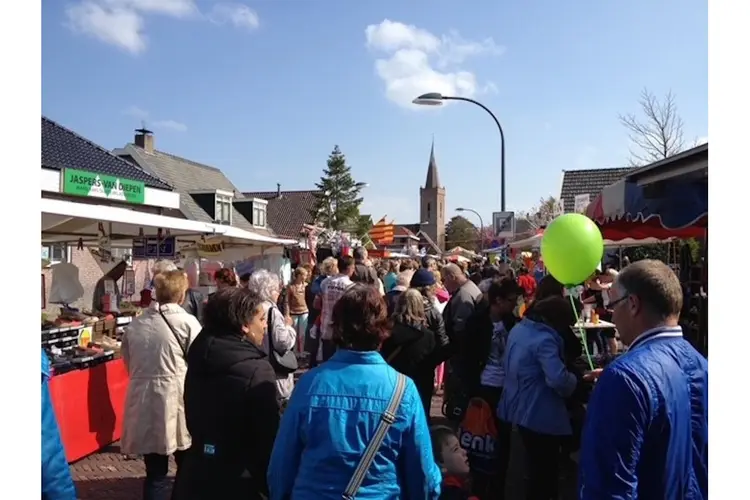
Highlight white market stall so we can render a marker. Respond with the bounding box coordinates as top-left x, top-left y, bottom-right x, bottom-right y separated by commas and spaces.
507, 231, 673, 250
41, 196, 298, 464
42, 196, 298, 294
